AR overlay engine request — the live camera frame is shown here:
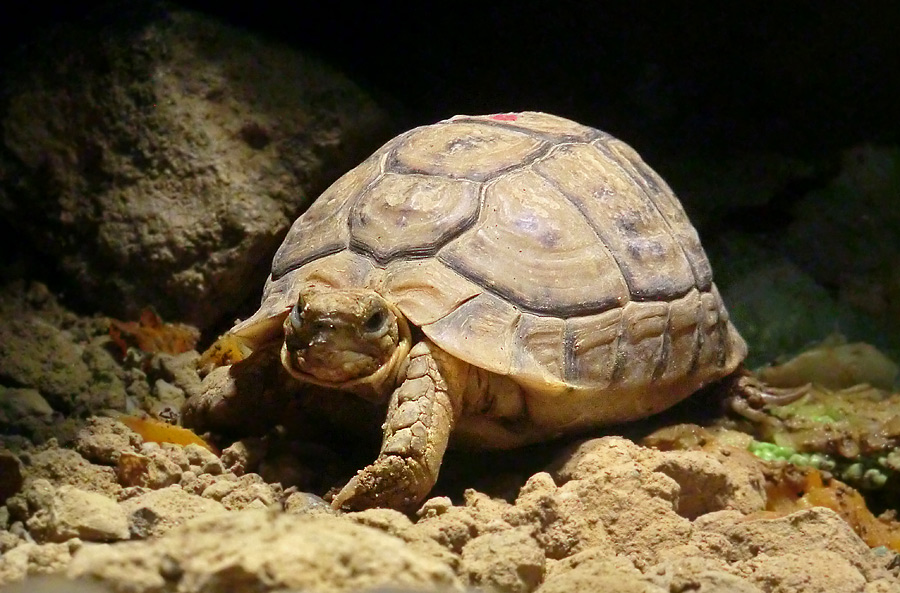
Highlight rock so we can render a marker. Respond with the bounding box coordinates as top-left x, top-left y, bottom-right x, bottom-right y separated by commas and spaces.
283, 491, 336, 516
24, 483, 129, 543
118, 485, 227, 538
150, 380, 186, 416
73, 417, 141, 465
507, 472, 617, 560
536, 548, 658, 593
0, 282, 137, 427
460, 528, 545, 593
555, 461, 691, 569
553, 436, 767, 519
19, 446, 121, 498
183, 443, 220, 471
0, 451, 24, 504
649, 448, 767, 518
0, 387, 54, 423
0, 575, 117, 593
0, 311, 127, 414
411, 504, 481, 559
0, 530, 23, 554
0, 5, 389, 329
720, 258, 873, 367
645, 555, 758, 593
0, 541, 82, 587
740, 550, 866, 593
67, 510, 463, 592
692, 507, 893, 582
348, 508, 416, 538
116, 448, 183, 489
783, 146, 900, 356
542, 438, 693, 566
152, 351, 204, 402
202, 473, 281, 511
